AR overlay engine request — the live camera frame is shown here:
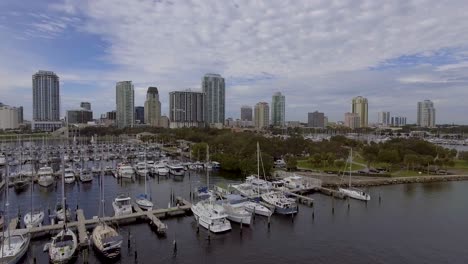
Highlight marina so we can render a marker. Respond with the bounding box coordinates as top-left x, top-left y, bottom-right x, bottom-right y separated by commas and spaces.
0, 140, 467, 263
